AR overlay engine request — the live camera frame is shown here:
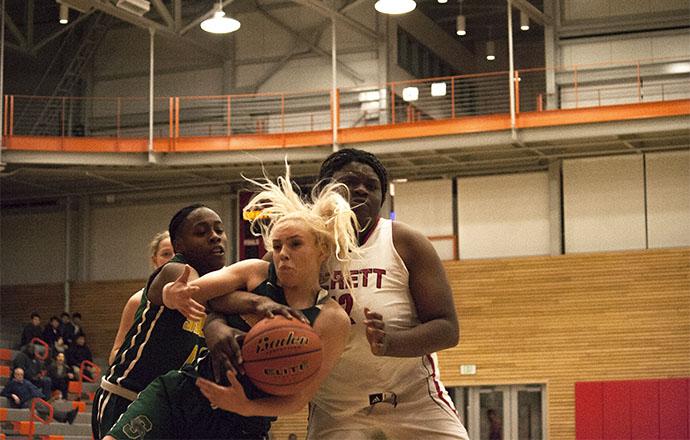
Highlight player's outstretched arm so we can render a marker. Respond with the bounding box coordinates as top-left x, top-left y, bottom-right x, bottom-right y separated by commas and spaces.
365, 221, 459, 357
153, 259, 268, 320
196, 301, 349, 416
